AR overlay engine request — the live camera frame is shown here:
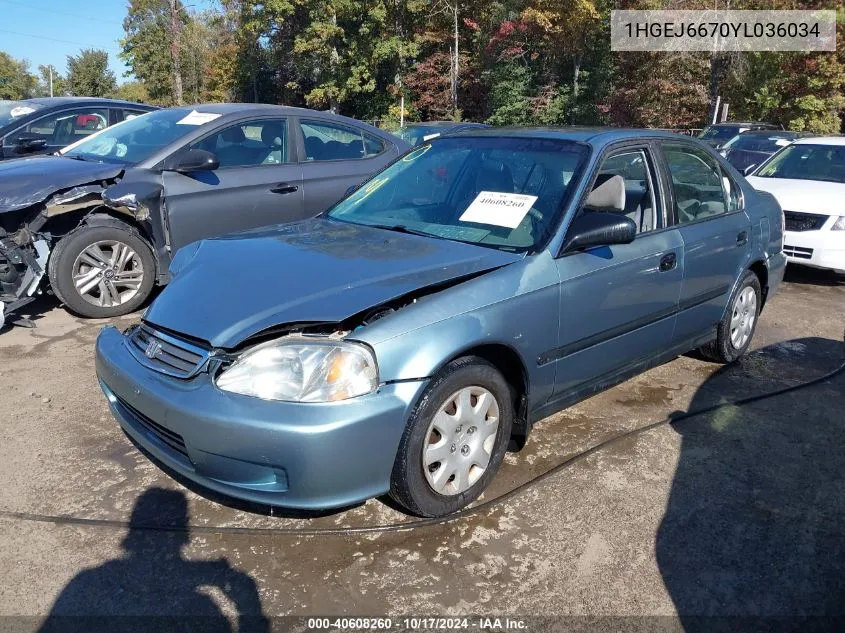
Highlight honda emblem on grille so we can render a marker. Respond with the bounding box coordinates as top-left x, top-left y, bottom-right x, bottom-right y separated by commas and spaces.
145, 339, 163, 360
